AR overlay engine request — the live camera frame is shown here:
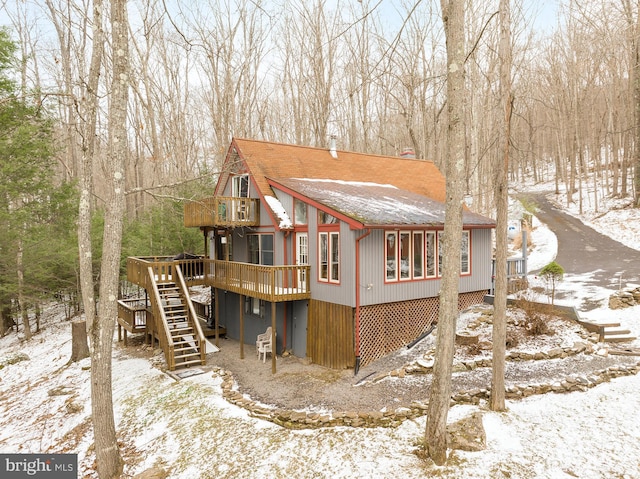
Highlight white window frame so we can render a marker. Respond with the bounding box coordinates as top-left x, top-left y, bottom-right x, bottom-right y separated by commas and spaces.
319, 231, 340, 284
385, 231, 398, 281
399, 231, 412, 281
